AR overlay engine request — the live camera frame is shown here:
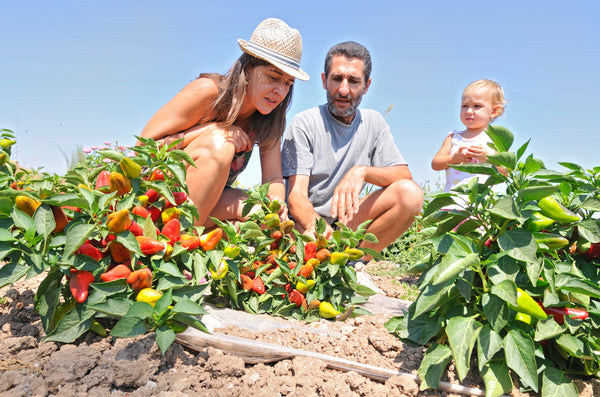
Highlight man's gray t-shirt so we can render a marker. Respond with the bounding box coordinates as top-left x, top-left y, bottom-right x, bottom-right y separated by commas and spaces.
281, 104, 407, 223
